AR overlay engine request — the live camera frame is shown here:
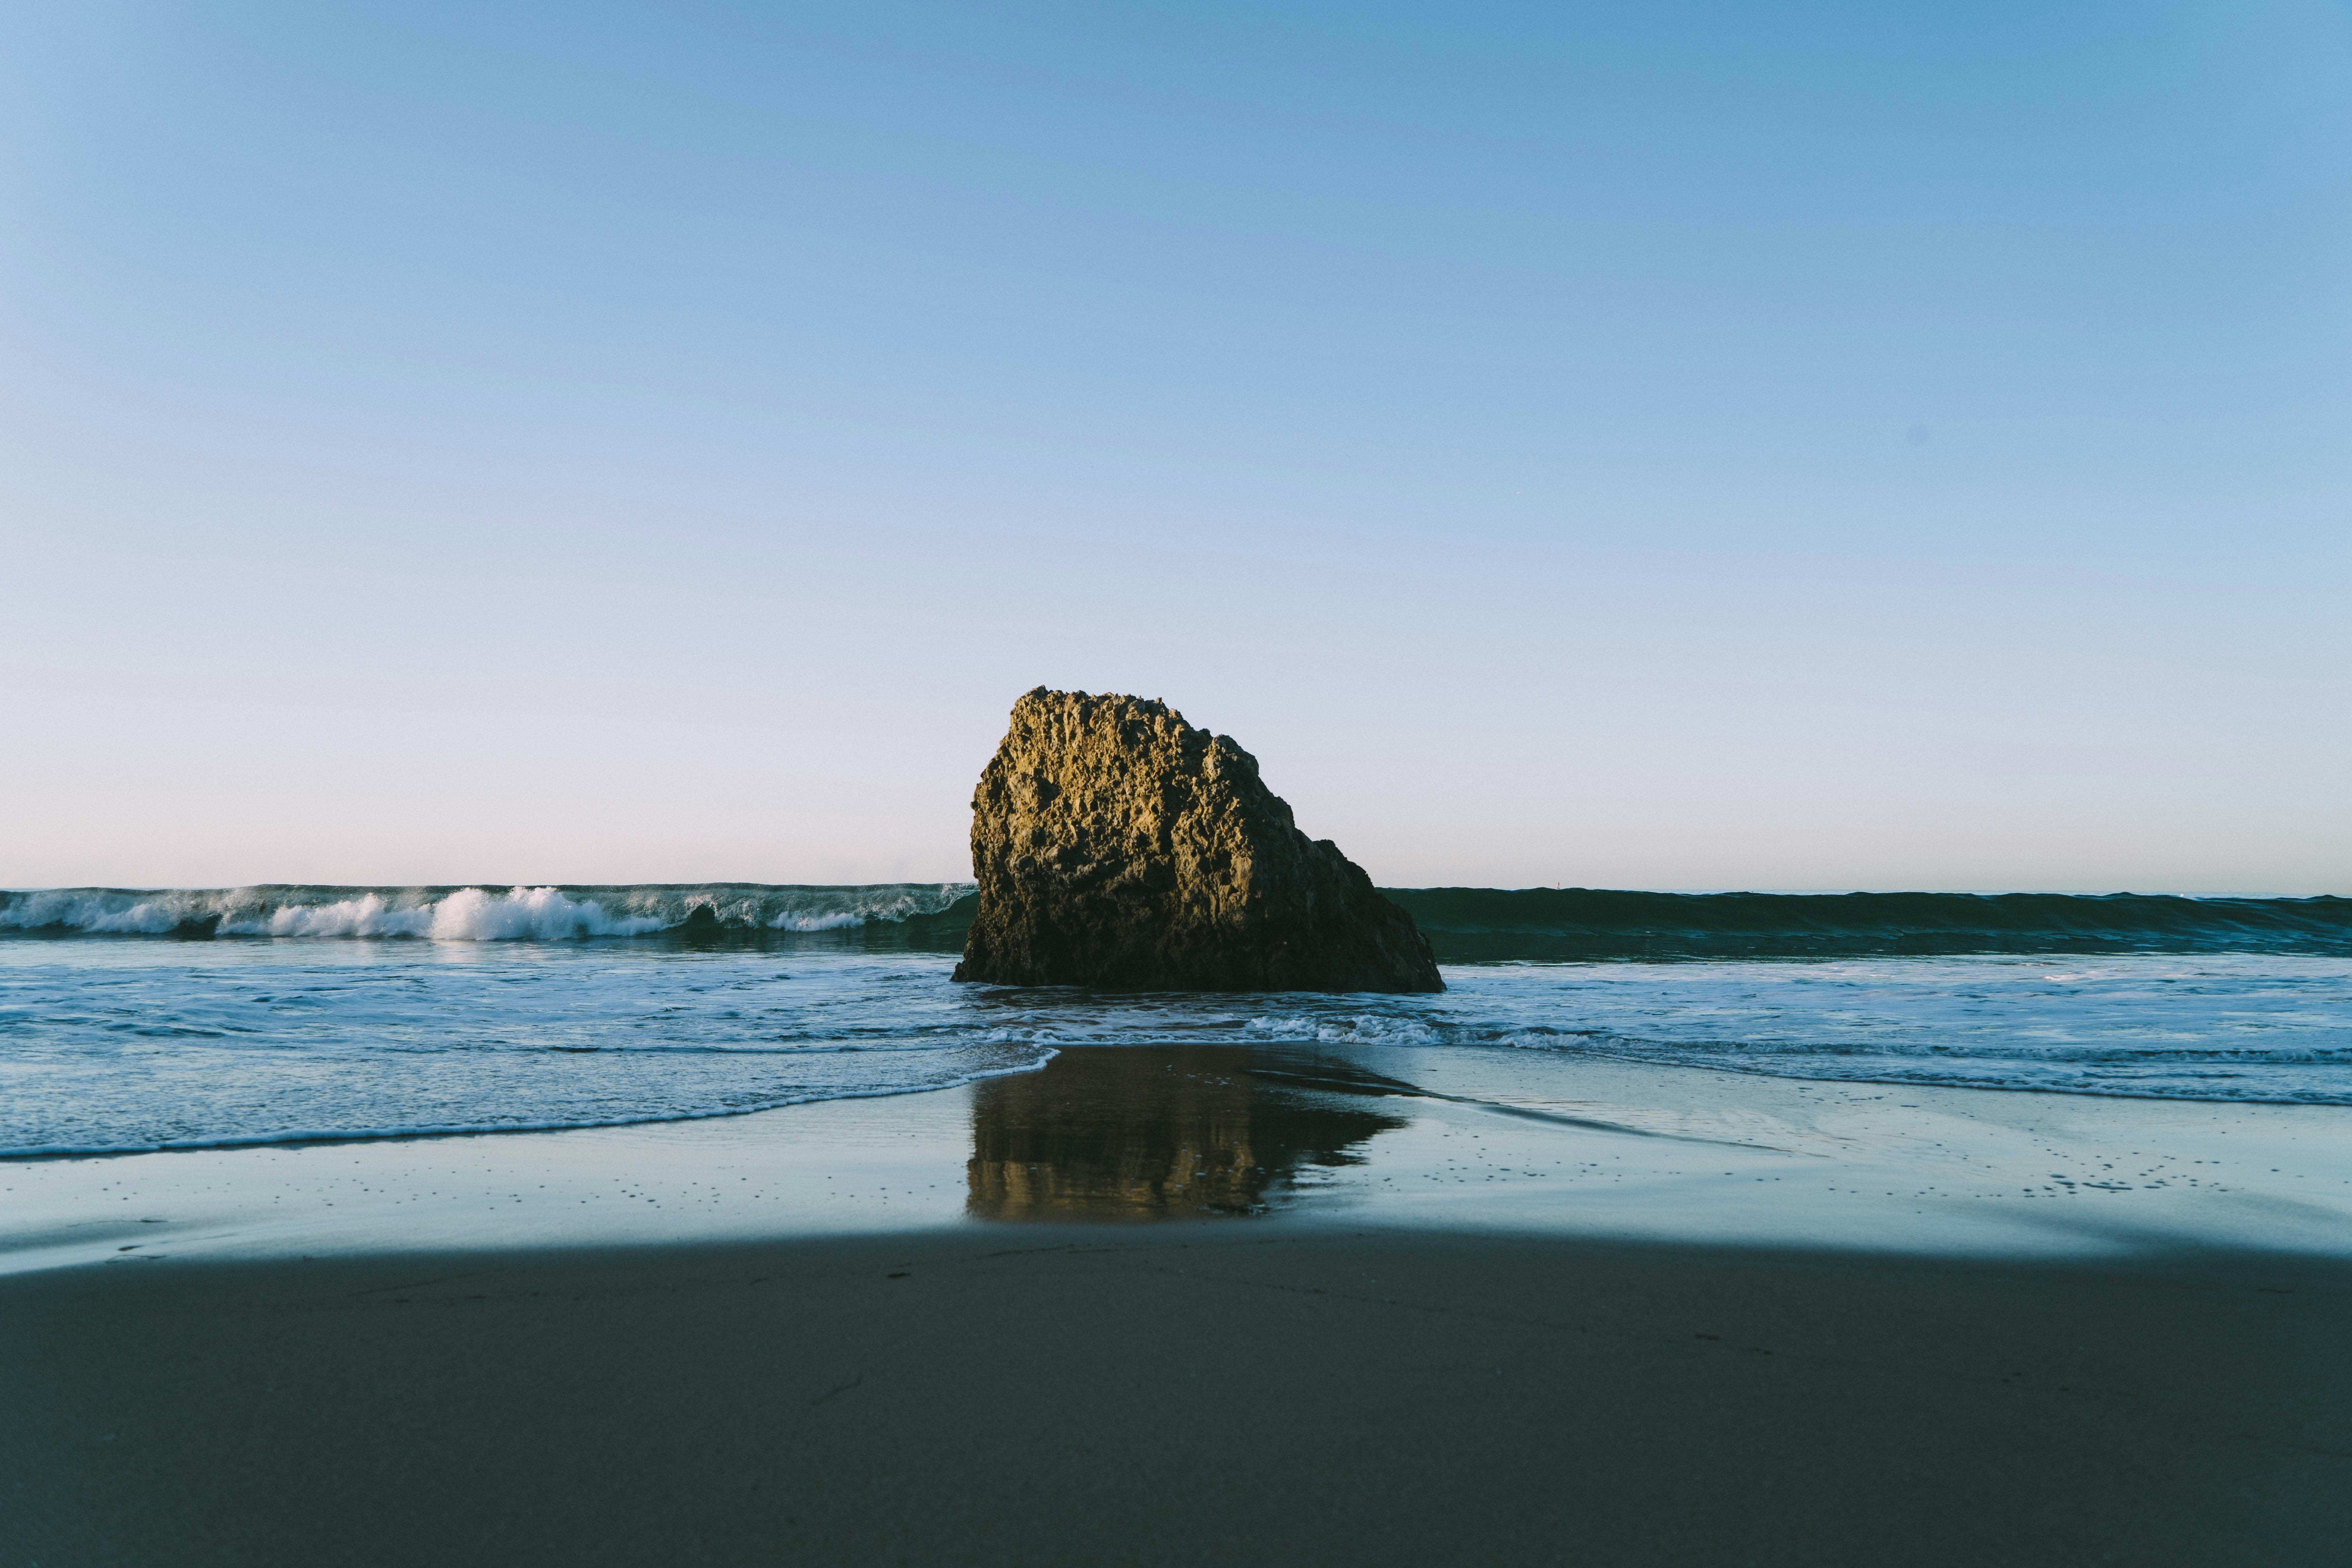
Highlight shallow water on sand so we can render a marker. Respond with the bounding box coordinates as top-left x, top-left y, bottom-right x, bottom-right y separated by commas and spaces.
6, 938, 2351, 1158
7, 1037, 2350, 1278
